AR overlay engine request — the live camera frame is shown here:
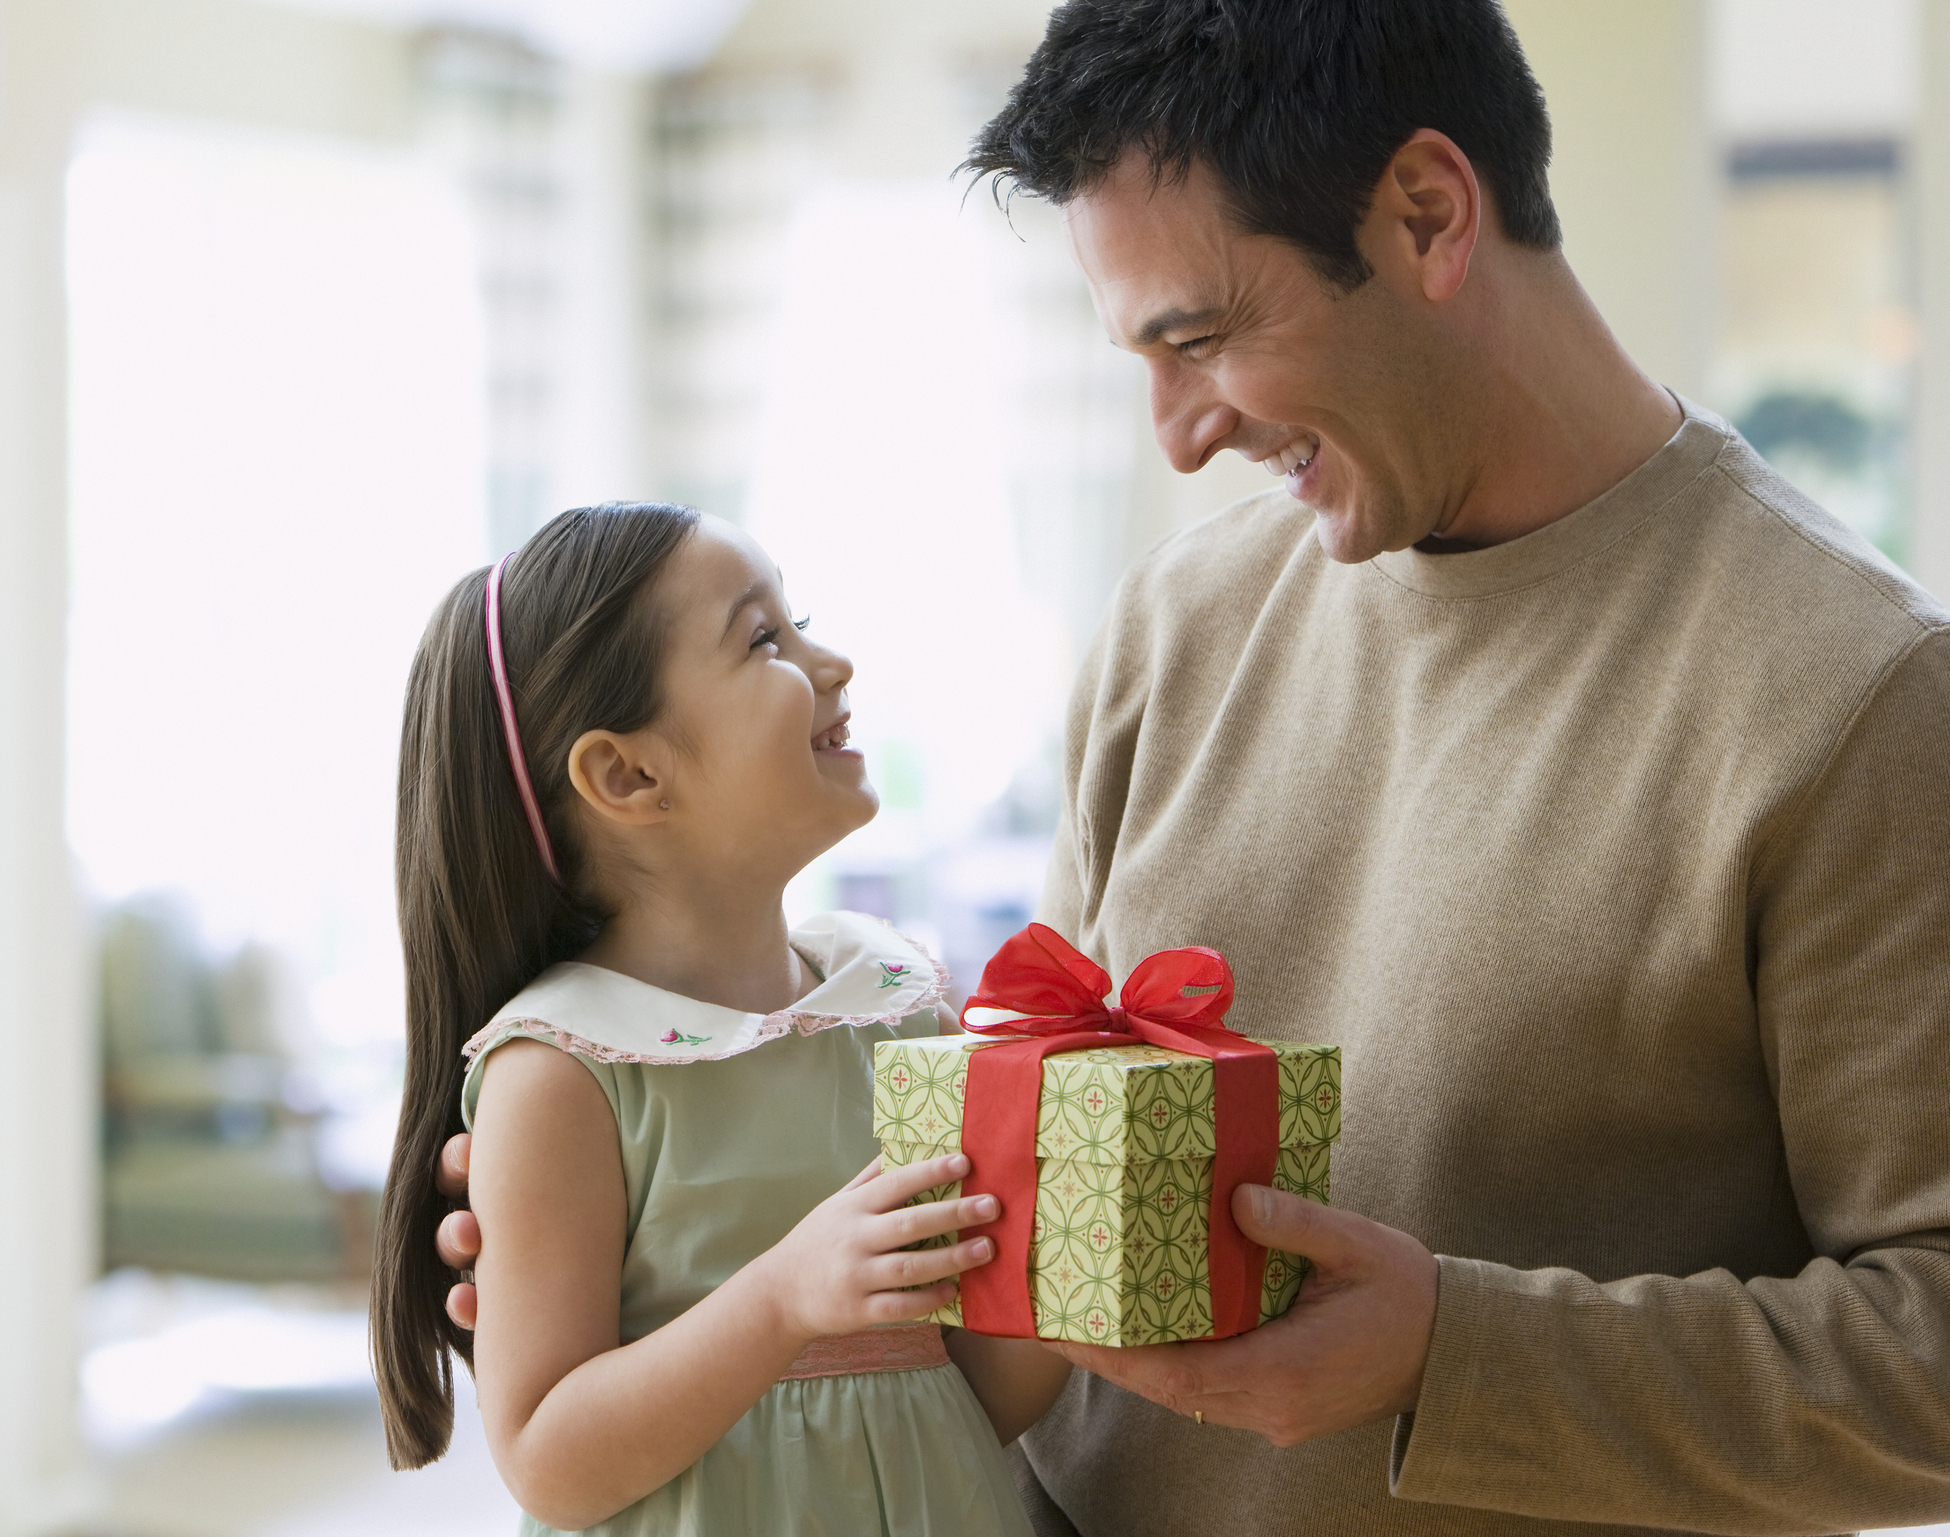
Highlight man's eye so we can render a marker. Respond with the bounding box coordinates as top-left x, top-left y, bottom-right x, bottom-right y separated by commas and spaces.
1177, 335, 1218, 357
